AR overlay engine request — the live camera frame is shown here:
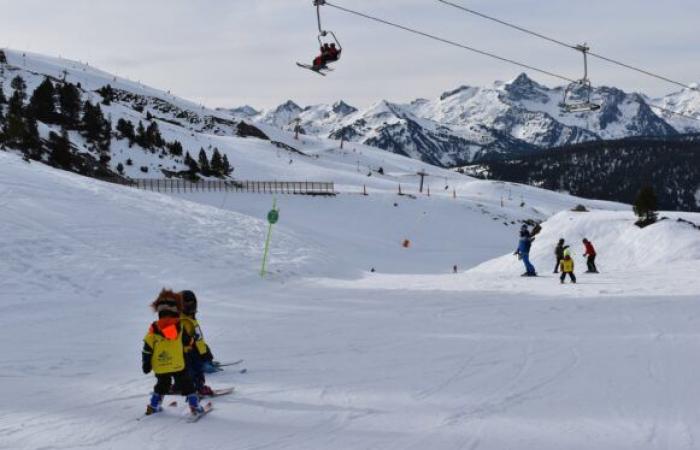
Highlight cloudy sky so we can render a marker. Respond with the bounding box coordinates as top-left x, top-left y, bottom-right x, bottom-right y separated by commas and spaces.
2, 0, 699, 110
